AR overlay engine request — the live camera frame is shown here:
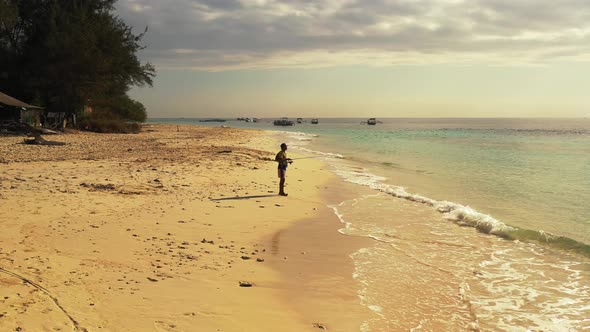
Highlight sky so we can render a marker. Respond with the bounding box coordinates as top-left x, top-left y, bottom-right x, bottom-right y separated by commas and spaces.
115, 0, 590, 118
